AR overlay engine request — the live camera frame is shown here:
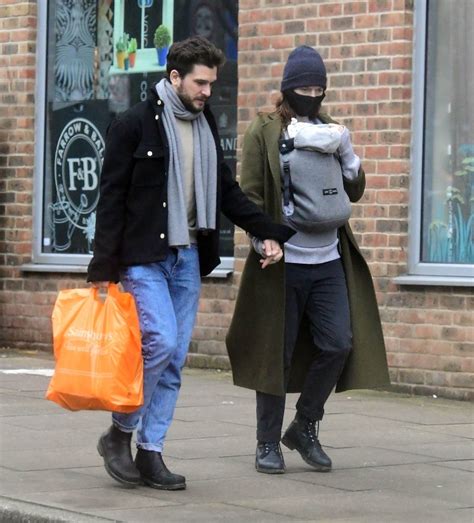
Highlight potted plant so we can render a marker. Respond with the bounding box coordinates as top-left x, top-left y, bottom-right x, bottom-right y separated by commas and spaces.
128, 37, 138, 68
154, 24, 171, 66
115, 36, 126, 69
122, 33, 130, 70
